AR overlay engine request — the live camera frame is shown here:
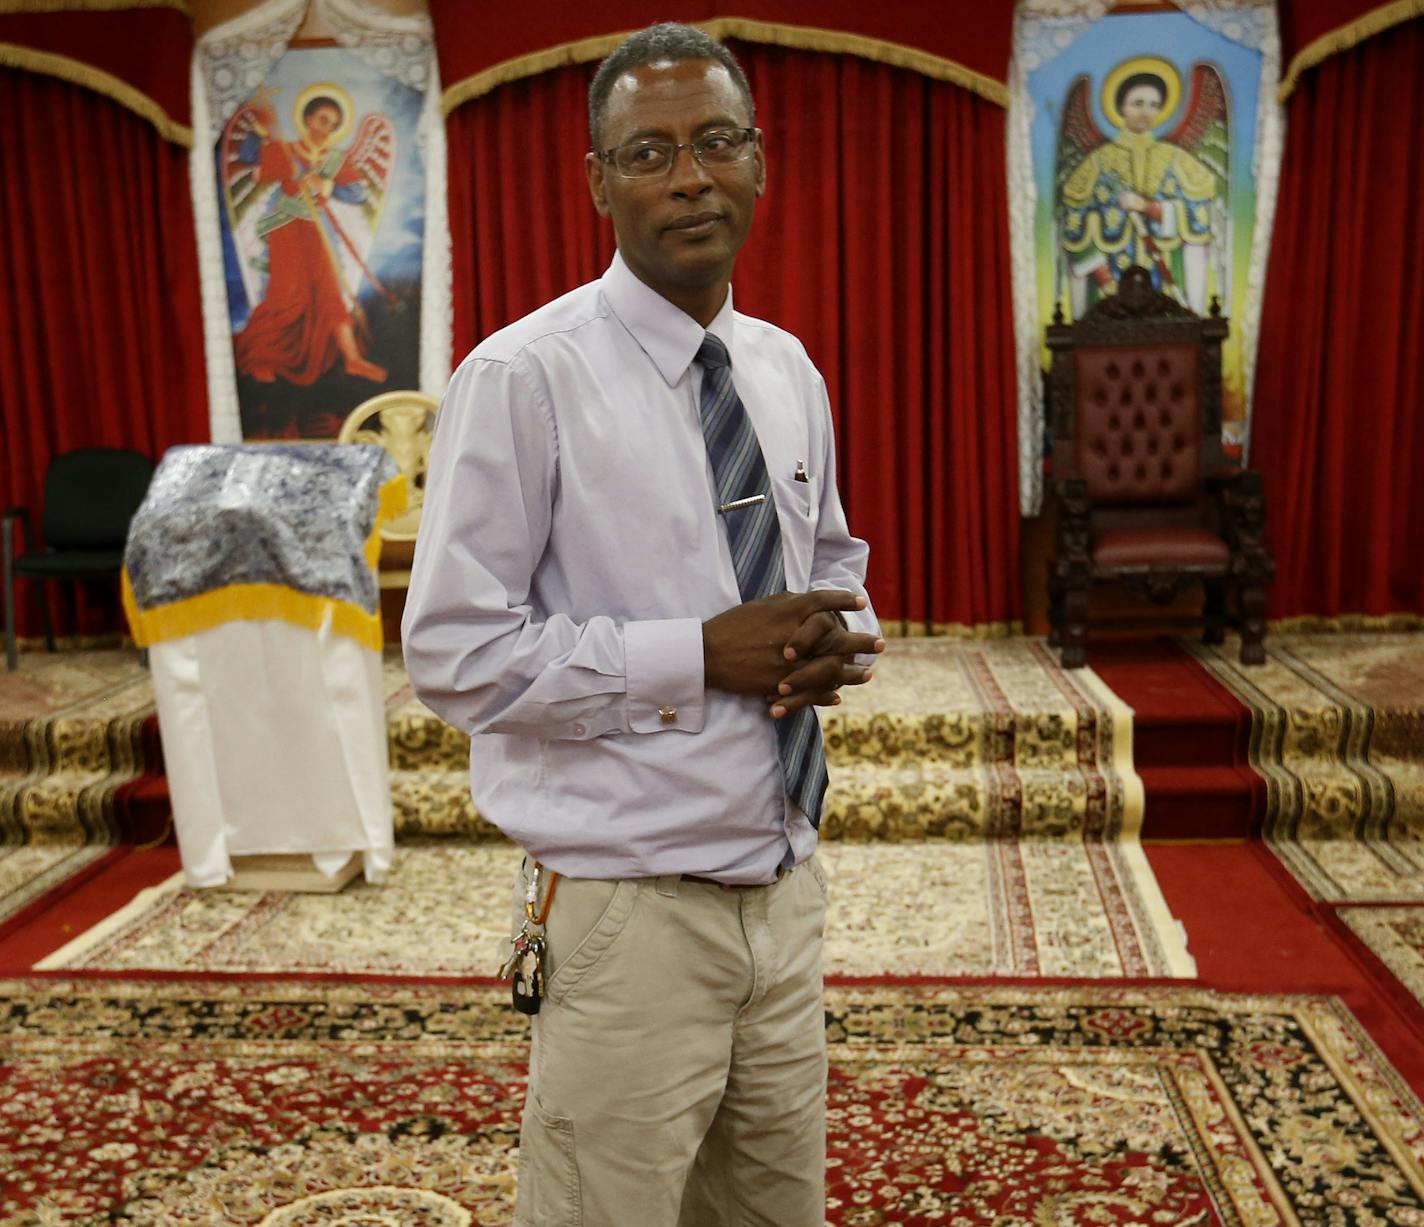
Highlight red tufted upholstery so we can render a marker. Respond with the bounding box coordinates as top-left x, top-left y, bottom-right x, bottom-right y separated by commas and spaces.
1073, 344, 1199, 505
1092, 527, 1231, 568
